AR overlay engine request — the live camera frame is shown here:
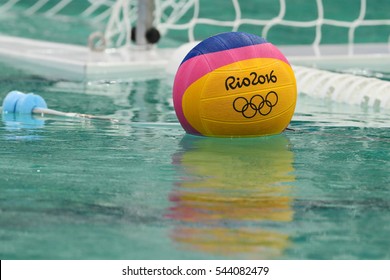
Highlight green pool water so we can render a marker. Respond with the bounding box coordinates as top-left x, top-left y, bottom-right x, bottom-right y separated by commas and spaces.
1, 63, 390, 259
1, 0, 390, 260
